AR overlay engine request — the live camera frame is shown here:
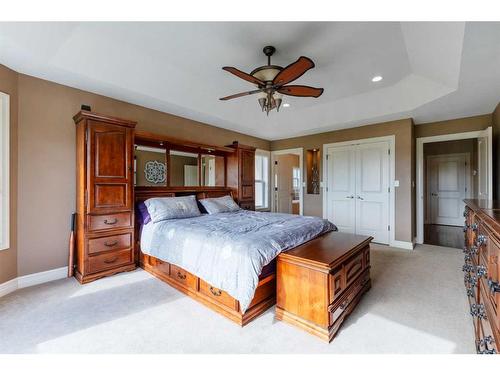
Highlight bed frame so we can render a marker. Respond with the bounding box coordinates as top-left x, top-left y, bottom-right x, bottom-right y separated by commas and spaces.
134, 187, 276, 326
